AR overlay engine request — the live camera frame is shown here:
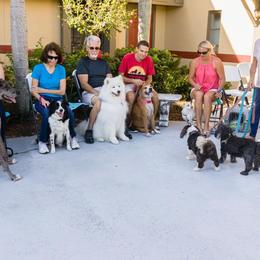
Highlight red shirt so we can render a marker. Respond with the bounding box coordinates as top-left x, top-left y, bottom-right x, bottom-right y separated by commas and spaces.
118, 53, 155, 81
